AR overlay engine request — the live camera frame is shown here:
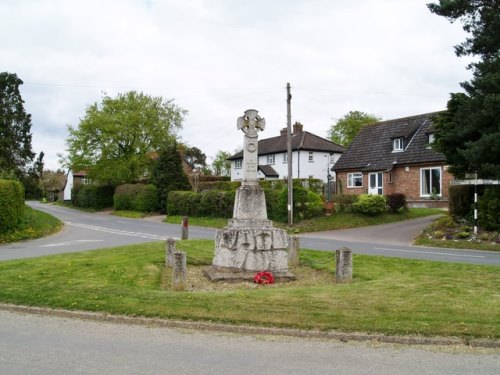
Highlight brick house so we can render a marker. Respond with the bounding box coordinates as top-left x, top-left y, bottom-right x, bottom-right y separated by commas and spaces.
228, 122, 345, 183
333, 112, 454, 207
